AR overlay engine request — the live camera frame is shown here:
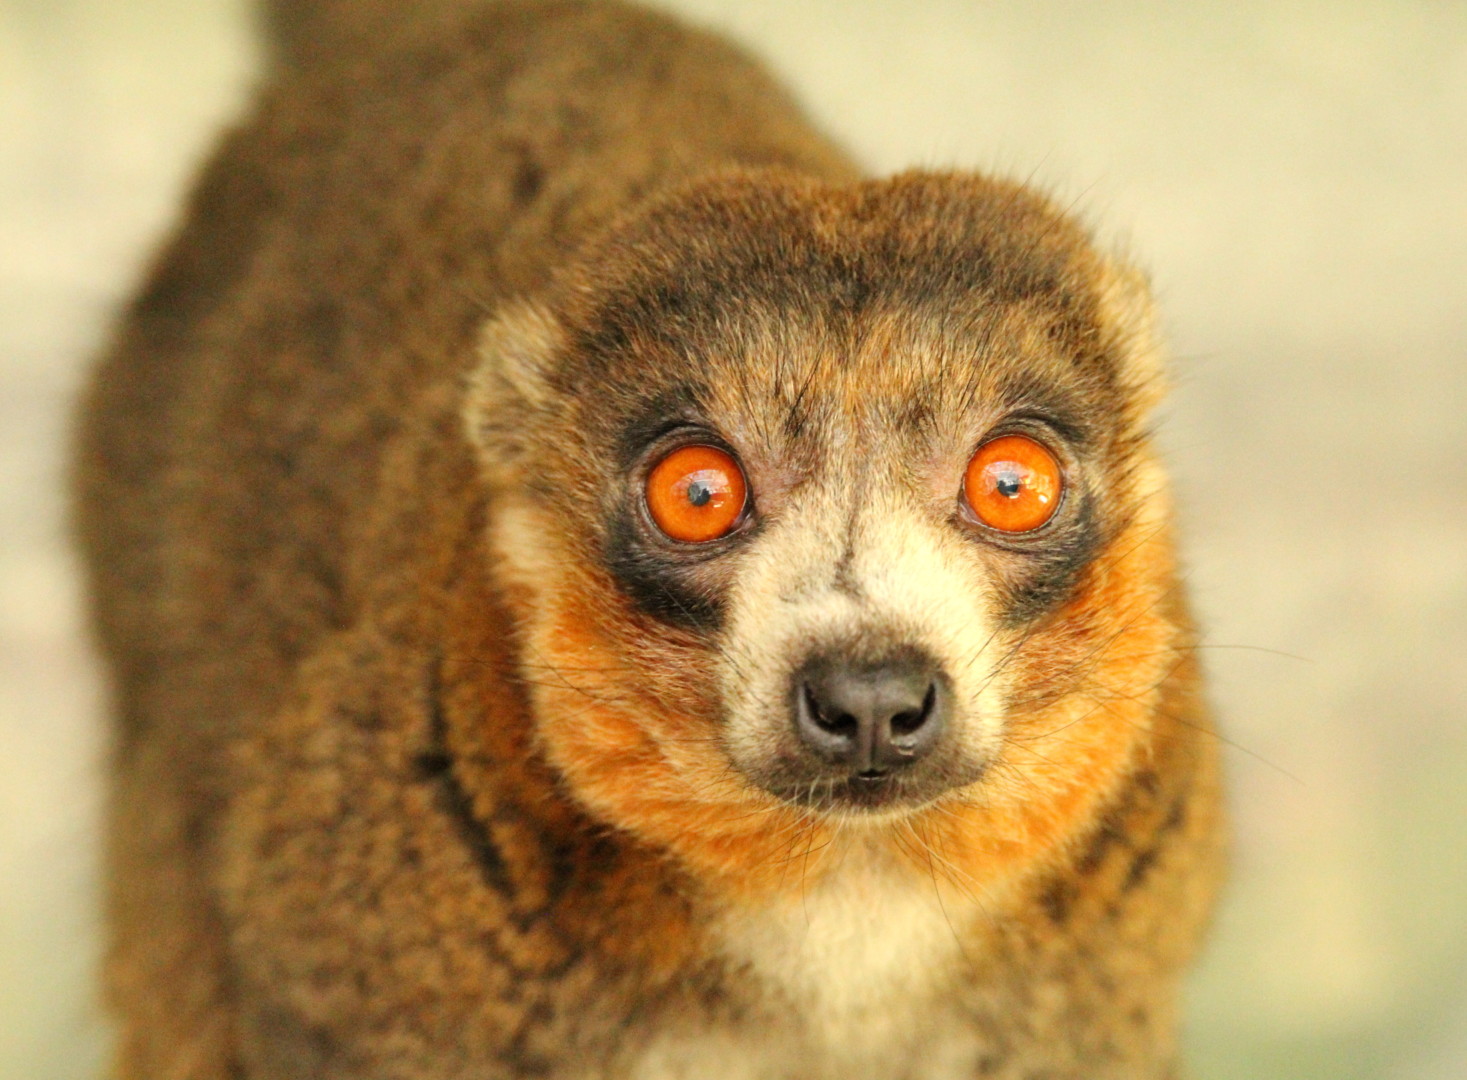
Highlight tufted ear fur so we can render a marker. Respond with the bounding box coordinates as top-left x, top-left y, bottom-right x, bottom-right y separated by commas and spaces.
464, 299, 565, 487
1093, 253, 1169, 420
